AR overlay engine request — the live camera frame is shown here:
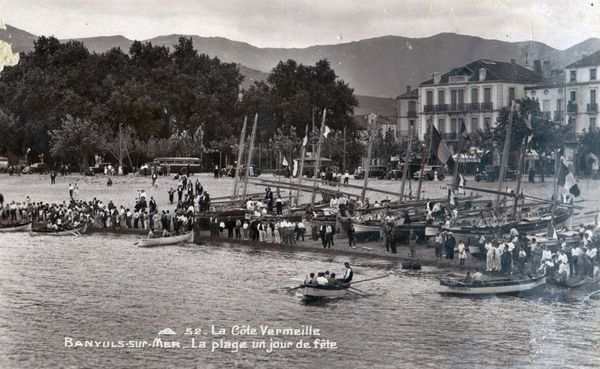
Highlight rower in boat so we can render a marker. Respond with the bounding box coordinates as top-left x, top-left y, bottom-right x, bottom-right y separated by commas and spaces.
341, 262, 353, 283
